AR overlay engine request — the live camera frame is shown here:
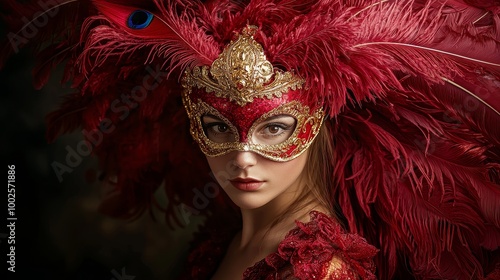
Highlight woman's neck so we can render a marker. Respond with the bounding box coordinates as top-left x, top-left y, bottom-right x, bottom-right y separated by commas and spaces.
238, 189, 320, 250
